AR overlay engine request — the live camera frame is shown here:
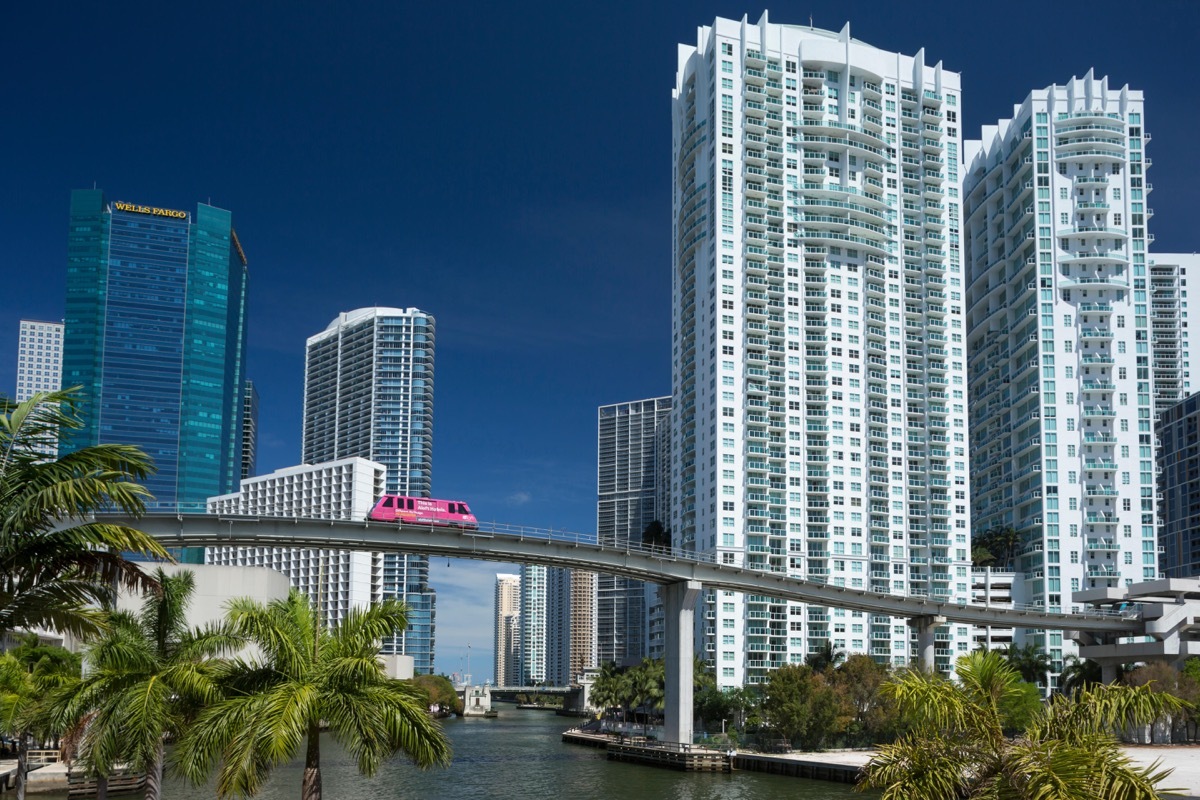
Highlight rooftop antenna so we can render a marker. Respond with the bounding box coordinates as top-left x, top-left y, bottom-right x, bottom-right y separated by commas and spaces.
809, 14, 813, 29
